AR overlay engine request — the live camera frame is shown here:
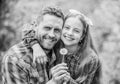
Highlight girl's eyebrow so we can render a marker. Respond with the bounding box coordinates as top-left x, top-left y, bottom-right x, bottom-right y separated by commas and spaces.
64, 24, 70, 27
74, 28, 81, 31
